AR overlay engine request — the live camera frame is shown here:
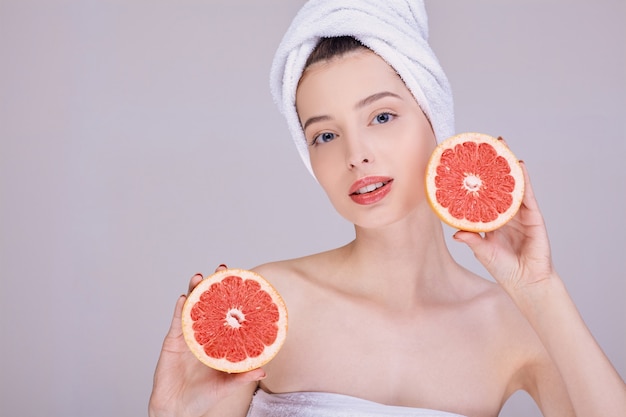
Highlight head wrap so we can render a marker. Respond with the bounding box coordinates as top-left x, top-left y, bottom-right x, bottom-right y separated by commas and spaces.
270, 0, 455, 175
